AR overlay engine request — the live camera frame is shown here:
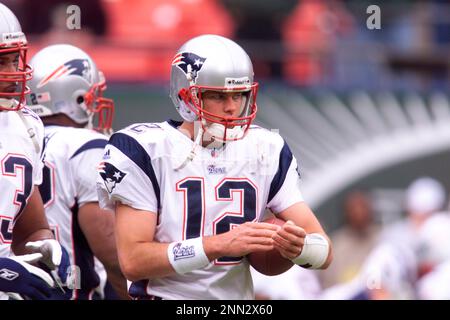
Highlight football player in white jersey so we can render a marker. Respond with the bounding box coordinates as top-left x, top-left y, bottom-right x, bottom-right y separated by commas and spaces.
97, 34, 333, 299
0, 3, 70, 299
27, 44, 127, 299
